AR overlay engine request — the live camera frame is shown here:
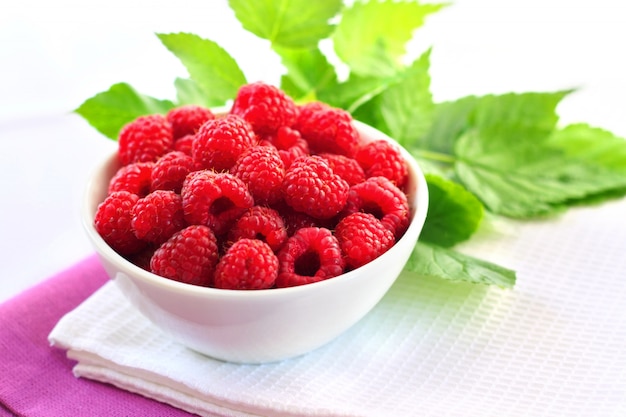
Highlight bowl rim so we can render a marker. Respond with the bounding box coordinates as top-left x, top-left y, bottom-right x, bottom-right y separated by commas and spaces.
82, 119, 429, 301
